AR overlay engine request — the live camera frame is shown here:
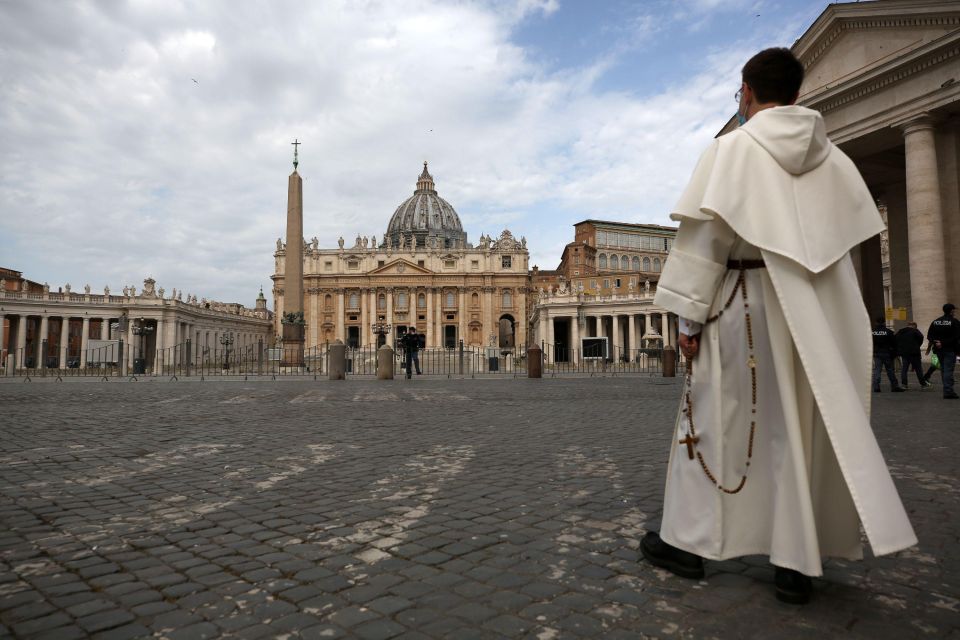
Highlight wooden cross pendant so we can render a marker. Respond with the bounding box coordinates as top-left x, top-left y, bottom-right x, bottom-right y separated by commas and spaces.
679, 434, 700, 460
